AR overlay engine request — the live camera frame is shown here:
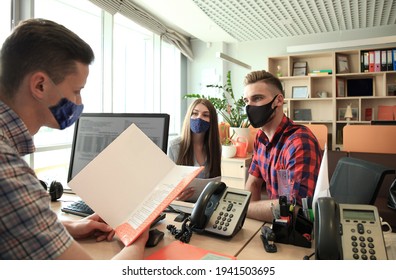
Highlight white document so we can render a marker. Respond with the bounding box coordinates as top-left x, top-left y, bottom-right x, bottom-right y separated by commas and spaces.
69, 123, 202, 245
